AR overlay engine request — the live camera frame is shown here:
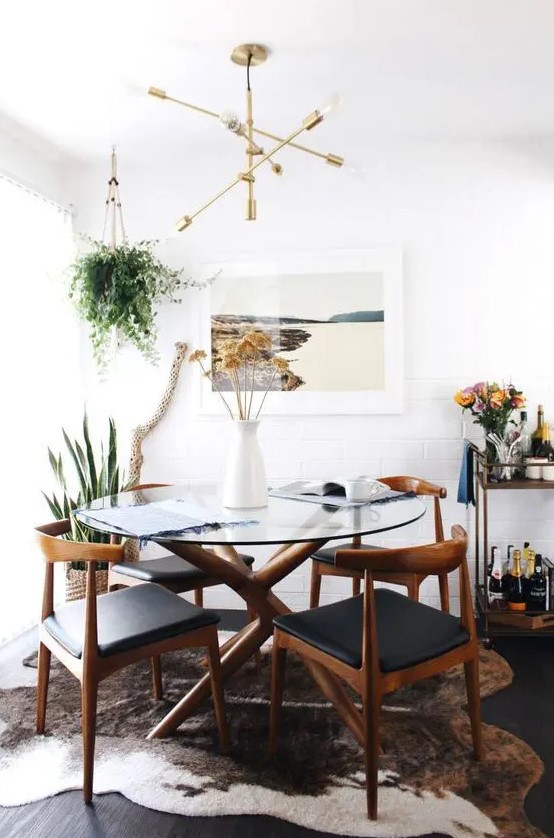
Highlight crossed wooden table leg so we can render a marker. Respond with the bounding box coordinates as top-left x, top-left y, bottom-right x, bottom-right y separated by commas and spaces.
148, 538, 365, 746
